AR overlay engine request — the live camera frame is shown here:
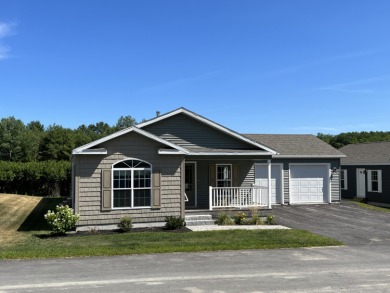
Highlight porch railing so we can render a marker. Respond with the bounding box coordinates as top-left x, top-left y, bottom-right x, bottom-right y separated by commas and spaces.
209, 186, 269, 210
